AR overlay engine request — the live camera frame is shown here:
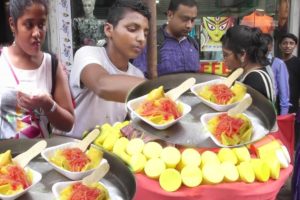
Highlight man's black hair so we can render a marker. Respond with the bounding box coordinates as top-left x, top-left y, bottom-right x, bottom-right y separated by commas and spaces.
168, 0, 197, 12
279, 33, 298, 45
107, 0, 151, 26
